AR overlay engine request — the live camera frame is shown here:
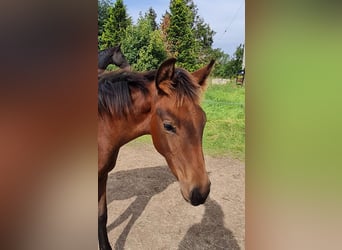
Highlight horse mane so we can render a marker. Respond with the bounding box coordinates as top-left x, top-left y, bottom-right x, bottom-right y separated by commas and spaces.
98, 67, 202, 118
98, 71, 150, 118
145, 68, 201, 105
172, 68, 201, 106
